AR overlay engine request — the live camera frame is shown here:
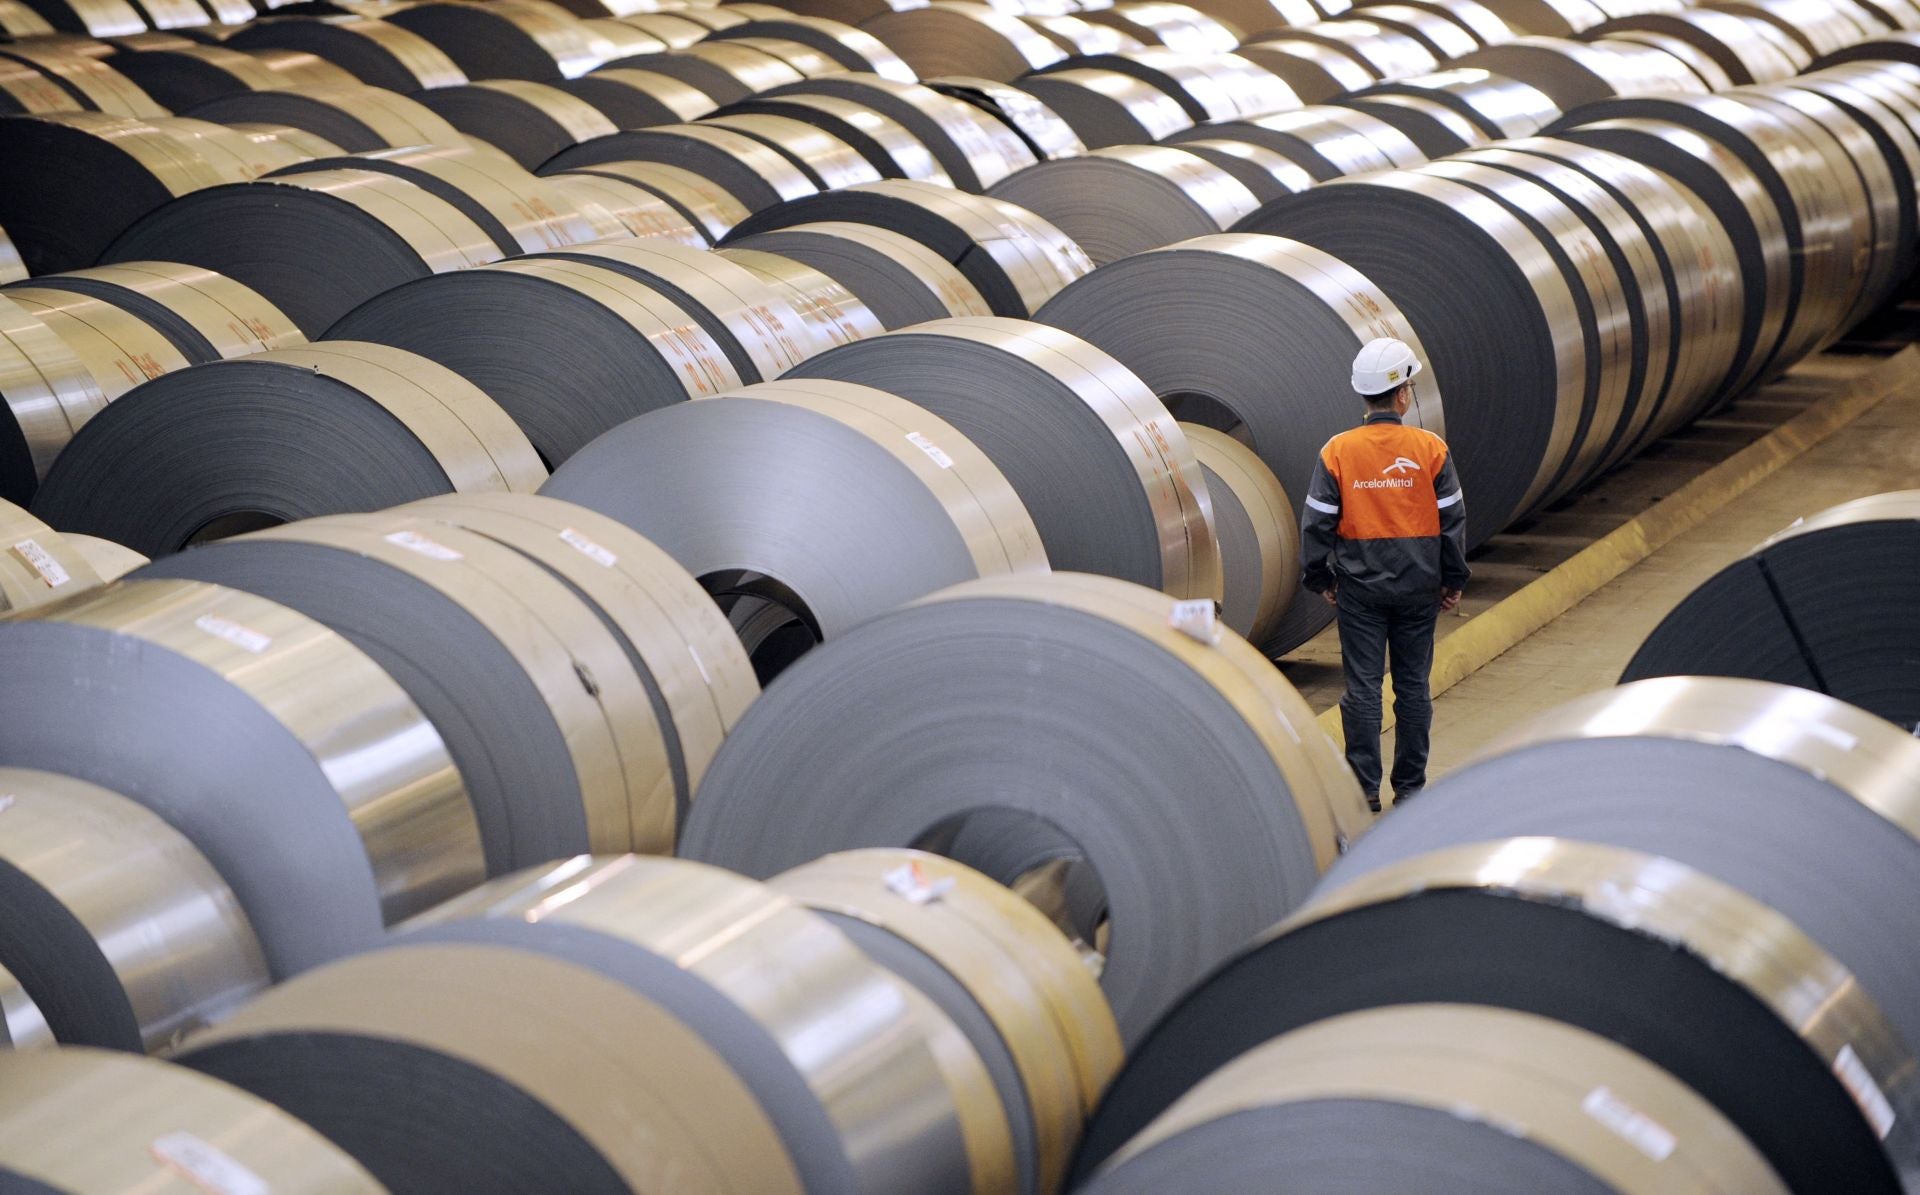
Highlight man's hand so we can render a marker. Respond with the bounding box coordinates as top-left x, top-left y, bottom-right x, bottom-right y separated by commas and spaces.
1439, 588, 1463, 613
1321, 587, 1338, 607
